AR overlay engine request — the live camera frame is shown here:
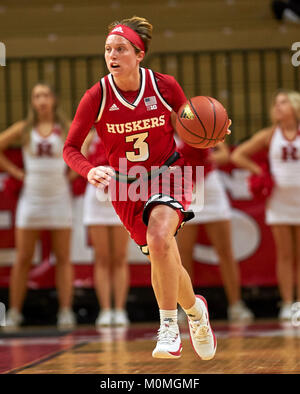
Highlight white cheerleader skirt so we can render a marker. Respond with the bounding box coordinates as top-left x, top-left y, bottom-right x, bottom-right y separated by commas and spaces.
83, 182, 122, 226
266, 185, 300, 225
16, 184, 72, 229
187, 170, 231, 224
